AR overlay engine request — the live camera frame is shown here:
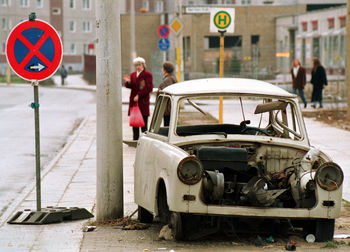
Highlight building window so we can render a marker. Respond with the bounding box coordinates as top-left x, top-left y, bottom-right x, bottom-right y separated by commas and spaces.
1, 18, 6, 30
8, 18, 12, 30
2, 42, 6, 53
311, 20, 318, 31
69, 21, 76, 32
82, 0, 90, 10
1, 0, 9, 6
301, 21, 307, 32
242, 0, 251, 4
339, 16, 346, 28
154, 1, 163, 13
83, 44, 88, 54
206, 36, 242, 48
20, 0, 29, 7
251, 35, 259, 45
36, 0, 43, 8
142, 0, 149, 11
83, 21, 91, 32
69, 0, 75, 8
52, 8, 61, 15
327, 17, 334, 29
70, 43, 76, 54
